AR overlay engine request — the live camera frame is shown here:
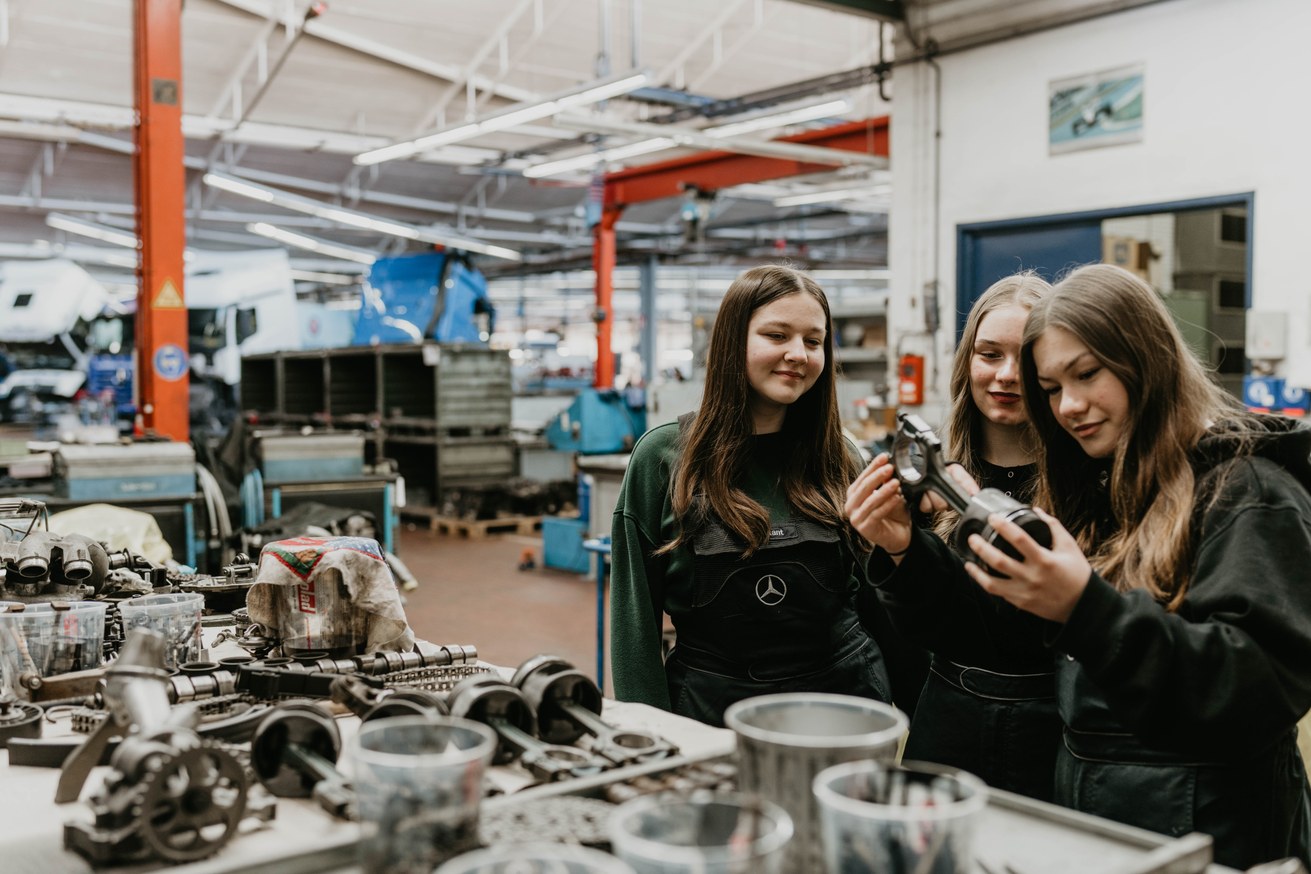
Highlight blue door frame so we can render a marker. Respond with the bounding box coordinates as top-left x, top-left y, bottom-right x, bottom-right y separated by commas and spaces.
955, 193, 1255, 339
